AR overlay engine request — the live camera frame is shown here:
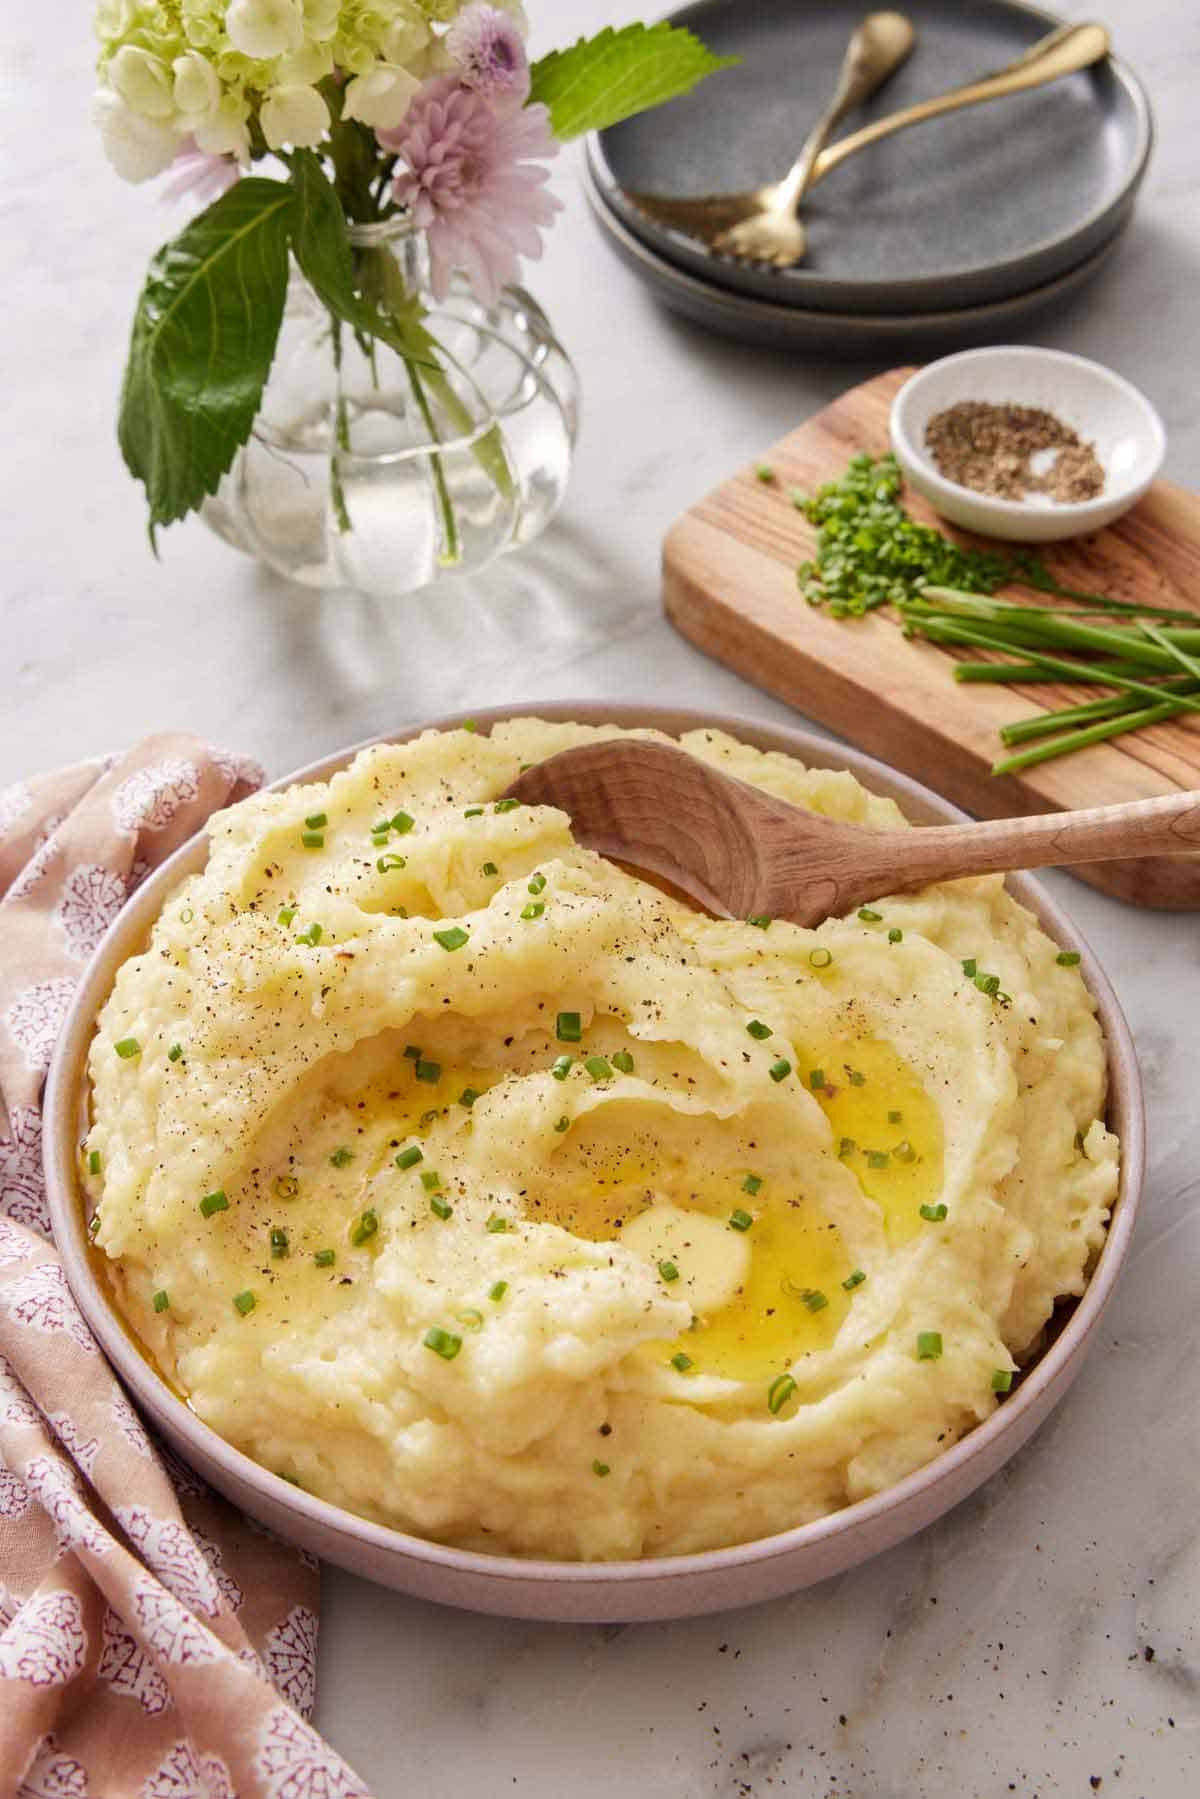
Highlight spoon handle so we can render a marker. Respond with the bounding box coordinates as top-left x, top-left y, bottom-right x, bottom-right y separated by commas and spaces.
871, 790, 1200, 895
772, 11, 916, 214
807, 21, 1110, 189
